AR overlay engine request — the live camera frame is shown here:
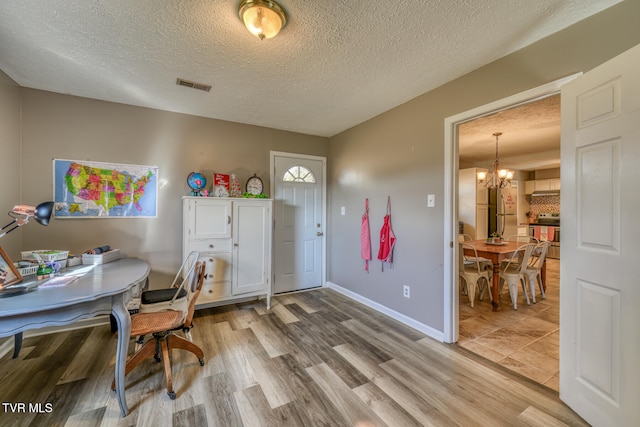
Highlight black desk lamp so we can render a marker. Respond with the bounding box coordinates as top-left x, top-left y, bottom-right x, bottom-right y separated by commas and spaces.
0, 201, 54, 239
